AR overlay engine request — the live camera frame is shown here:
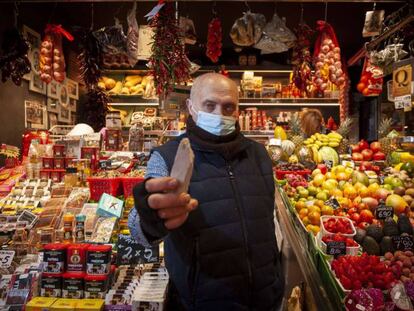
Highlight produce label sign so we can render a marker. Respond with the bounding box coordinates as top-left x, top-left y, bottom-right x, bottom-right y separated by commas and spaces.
325, 197, 340, 210
375, 204, 394, 220
324, 160, 333, 170
392, 235, 414, 251
393, 64, 412, 97
326, 241, 346, 257
116, 234, 159, 265
0, 250, 15, 269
